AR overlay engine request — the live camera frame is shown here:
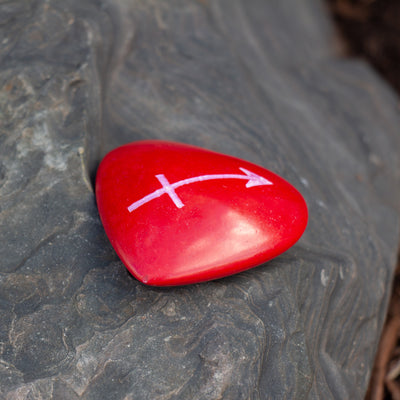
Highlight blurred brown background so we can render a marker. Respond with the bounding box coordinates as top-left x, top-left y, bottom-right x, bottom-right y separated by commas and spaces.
328, 0, 400, 94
